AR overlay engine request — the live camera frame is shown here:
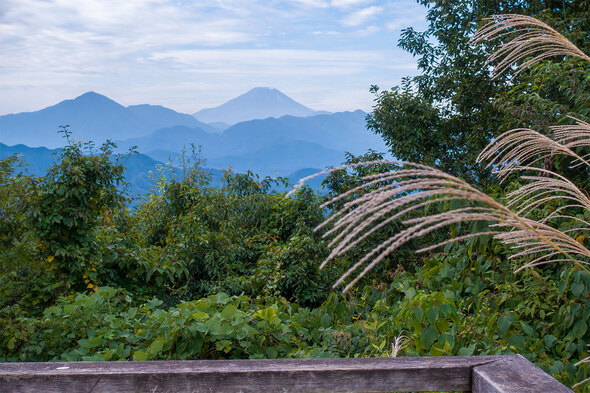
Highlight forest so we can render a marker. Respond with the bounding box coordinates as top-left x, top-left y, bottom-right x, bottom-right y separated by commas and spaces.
1, 0, 590, 390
